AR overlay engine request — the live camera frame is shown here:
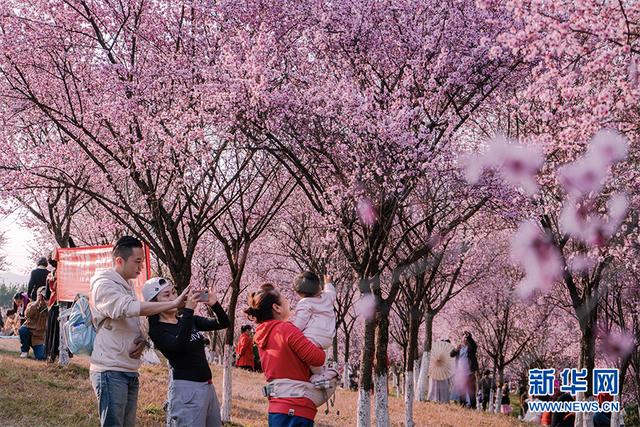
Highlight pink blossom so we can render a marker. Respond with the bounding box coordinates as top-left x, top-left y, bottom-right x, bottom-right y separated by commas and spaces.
606, 192, 628, 225
463, 135, 544, 195
426, 232, 443, 249
559, 200, 585, 238
557, 156, 607, 198
461, 154, 486, 185
587, 130, 628, 165
559, 194, 628, 246
598, 327, 636, 360
490, 139, 544, 196
354, 293, 377, 321
514, 277, 546, 300
568, 255, 596, 273
629, 58, 638, 88
602, 196, 628, 239
511, 221, 562, 298
559, 200, 604, 244
357, 198, 378, 225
